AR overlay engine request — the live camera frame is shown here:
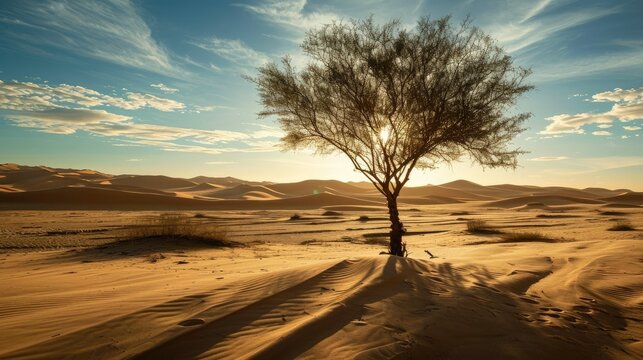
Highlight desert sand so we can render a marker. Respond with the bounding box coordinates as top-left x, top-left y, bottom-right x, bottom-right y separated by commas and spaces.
0, 163, 642, 359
